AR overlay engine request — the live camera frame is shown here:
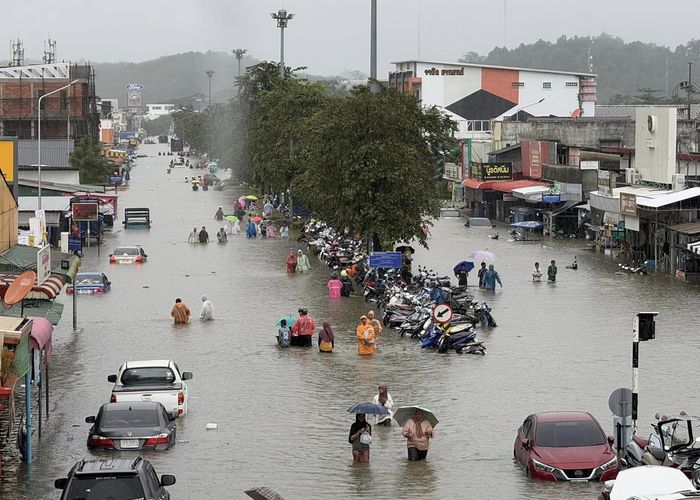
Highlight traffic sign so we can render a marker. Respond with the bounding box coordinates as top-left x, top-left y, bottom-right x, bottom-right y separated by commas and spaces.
432, 303, 453, 323
608, 387, 633, 417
